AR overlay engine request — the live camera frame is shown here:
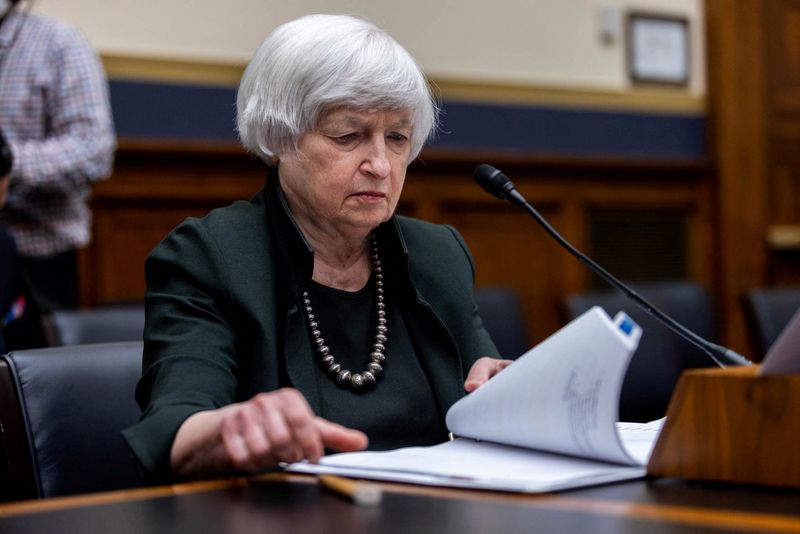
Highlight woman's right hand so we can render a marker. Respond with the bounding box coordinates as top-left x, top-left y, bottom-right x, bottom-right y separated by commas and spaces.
170, 388, 368, 479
